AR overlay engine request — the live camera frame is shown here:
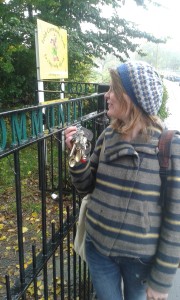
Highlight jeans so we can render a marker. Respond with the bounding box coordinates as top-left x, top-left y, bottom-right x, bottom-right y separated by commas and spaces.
85, 236, 153, 300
